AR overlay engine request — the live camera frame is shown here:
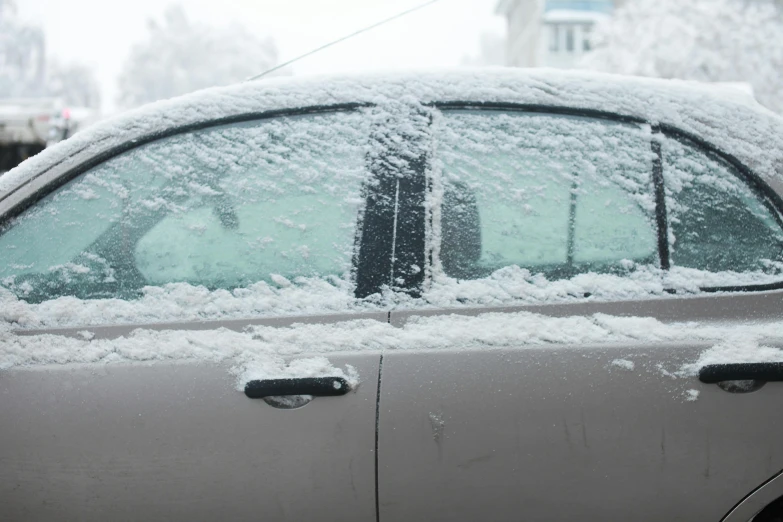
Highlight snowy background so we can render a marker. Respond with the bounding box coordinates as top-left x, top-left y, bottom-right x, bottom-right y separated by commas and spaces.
3, 0, 782, 115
